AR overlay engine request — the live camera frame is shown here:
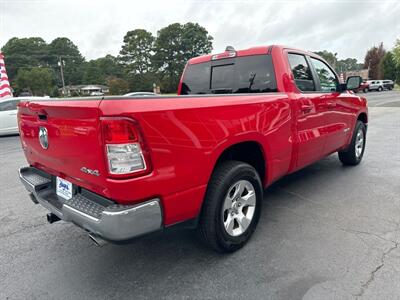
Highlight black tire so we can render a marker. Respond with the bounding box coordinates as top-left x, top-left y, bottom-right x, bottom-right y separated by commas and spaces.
363, 88, 368, 93
378, 86, 383, 92
338, 120, 366, 166
197, 161, 263, 253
